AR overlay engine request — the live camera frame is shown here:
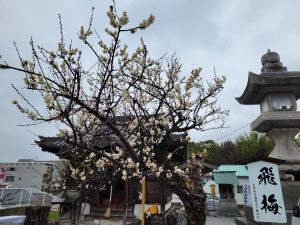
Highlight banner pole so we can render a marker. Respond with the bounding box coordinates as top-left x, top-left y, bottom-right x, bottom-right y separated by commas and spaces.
141, 177, 145, 225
